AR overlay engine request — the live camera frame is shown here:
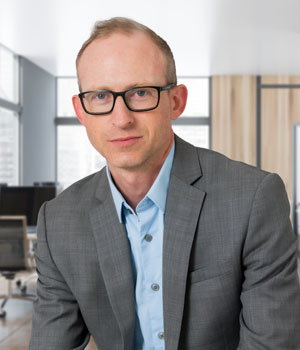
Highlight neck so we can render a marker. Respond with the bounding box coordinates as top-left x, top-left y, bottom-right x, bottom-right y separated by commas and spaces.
109, 142, 173, 211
